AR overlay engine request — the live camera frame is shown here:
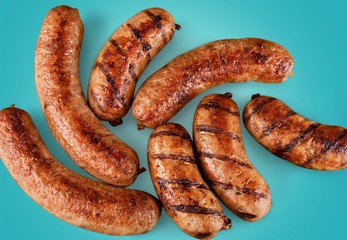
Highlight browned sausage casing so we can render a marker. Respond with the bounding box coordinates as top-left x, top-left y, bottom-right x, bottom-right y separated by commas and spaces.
0, 106, 161, 235
243, 94, 347, 170
35, 5, 140, 186
193, 93, 271, 221
148, 123, 231, 239
88, 8, 177, 126
132, 38, 294, 129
